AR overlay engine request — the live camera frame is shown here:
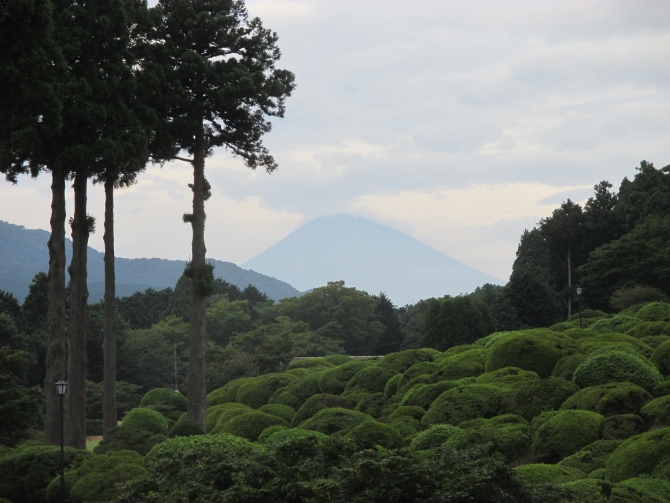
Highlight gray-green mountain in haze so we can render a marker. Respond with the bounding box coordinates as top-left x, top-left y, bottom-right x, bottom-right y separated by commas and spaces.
0, 220, 300, 302
242, 214, 504, 306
